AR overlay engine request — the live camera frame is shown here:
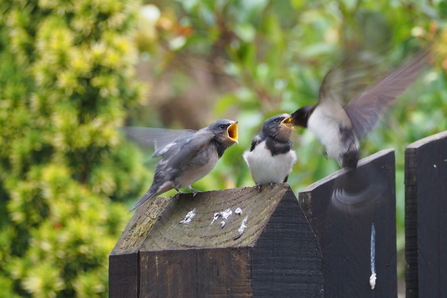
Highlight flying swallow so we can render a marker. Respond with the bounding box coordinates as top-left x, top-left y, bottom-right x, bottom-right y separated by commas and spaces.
291, 49, 430, 168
